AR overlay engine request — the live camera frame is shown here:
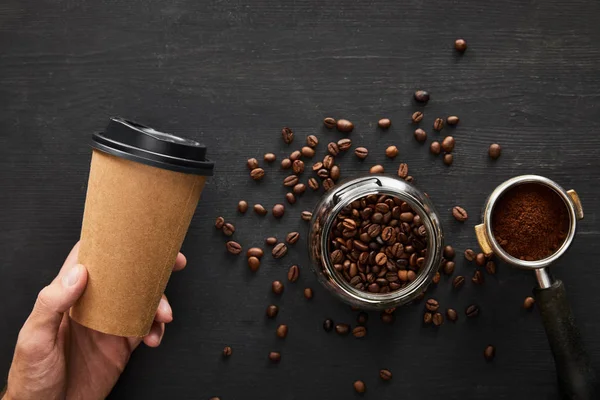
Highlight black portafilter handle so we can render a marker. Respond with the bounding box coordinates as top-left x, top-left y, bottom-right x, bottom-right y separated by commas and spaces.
533, 279, 597, 399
